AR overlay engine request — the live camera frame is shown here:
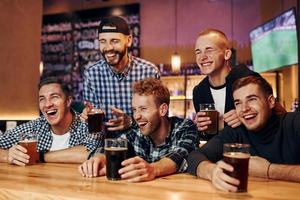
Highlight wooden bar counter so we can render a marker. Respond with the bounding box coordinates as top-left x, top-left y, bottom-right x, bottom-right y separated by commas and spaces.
0, 163, 299, 200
